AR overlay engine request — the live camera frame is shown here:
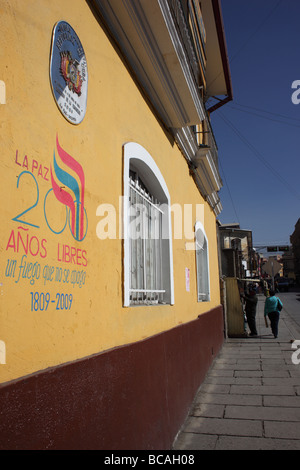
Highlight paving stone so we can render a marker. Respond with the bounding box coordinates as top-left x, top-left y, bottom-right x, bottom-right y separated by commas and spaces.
264, 421, 300, 440
233, 377, 262, 385
173, 432, 217, 450
194, 392, 262, 406
204, 376, 263, 386
263, 377, 300, 386
259, 358, 286, 364
217, 358, 237, 364
200, 384, 230, 394
225, 405, 300, 421
261, 370, 290, 378
226, 352, 260, 358
208, 369, 234, 377
262, 364, 290, 370
184, 417, 262, 437
234, 370, 263, 378
230, 384, 295, 395
191, 404, 225, 418
203, 376, 234, 385
216, 436, 300, 450
222, 364, 262, 371
236, 358, 261, 364
264, 395, 300, 408
289, 369, 300, 377
260, 352, 285, 357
